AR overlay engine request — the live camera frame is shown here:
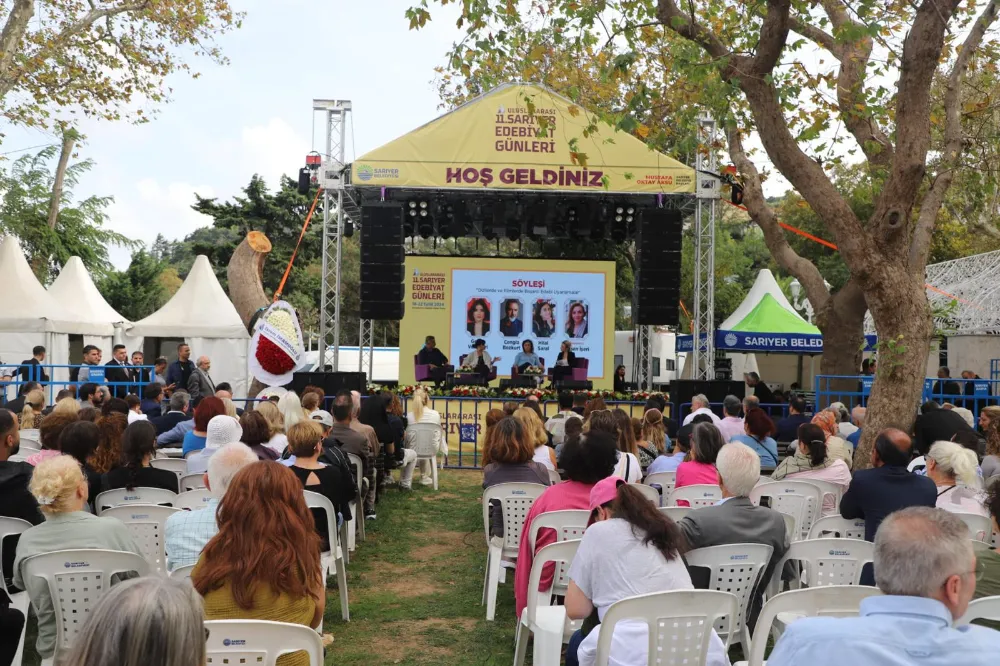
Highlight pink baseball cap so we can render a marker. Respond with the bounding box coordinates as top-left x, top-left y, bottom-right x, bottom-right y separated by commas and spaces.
589, 476, 625, 520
